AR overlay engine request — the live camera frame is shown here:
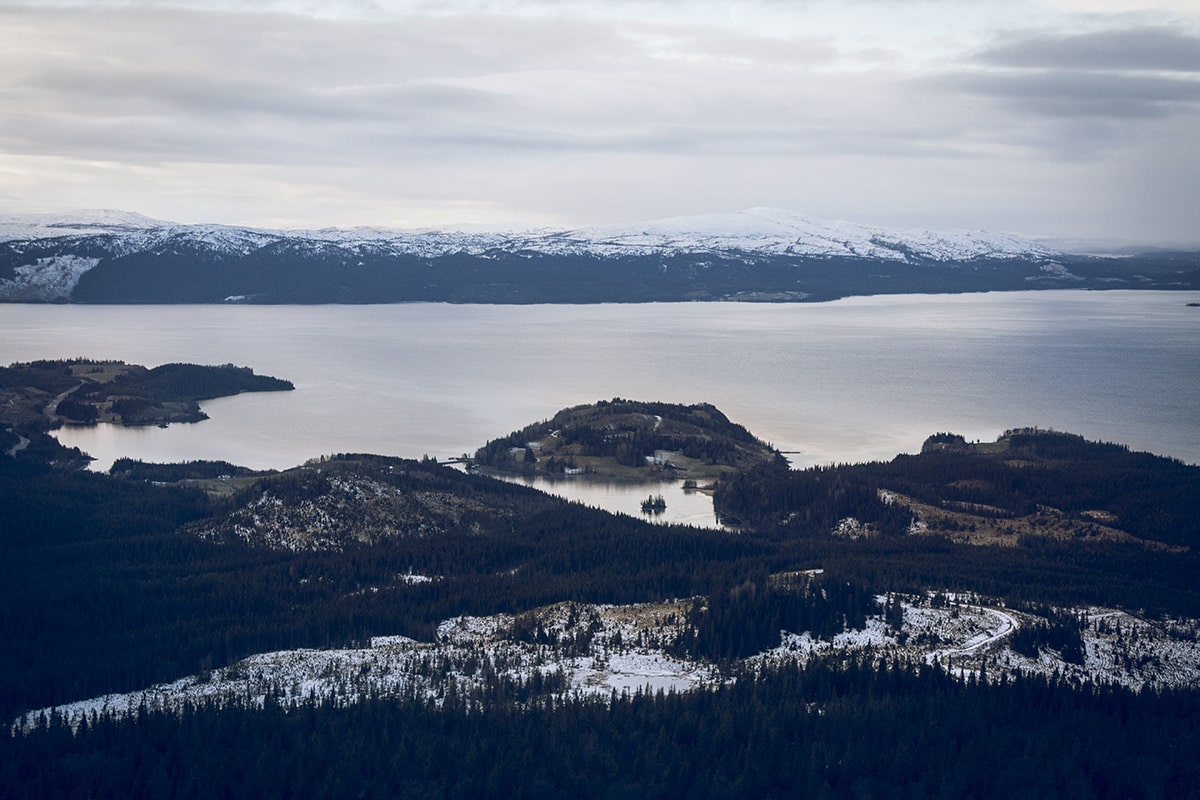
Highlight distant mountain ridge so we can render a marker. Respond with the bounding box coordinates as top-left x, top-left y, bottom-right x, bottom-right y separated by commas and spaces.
1, 208, 1196, 303
0, 207, 1056, 260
